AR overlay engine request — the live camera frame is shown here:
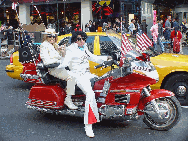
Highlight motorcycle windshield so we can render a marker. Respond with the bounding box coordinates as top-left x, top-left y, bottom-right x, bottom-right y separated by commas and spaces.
106, 30, 143, 58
